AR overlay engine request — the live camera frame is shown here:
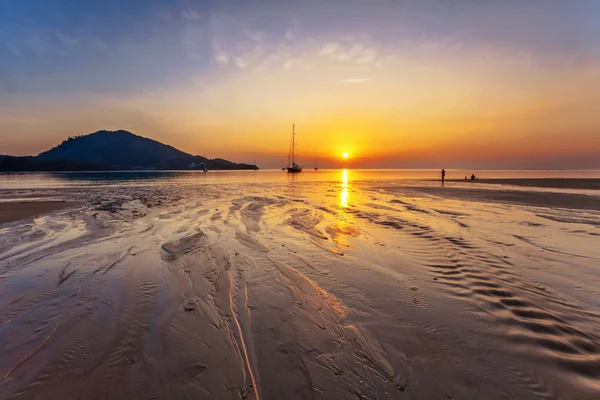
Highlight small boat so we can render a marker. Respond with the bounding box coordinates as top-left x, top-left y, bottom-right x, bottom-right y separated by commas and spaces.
203, 153, 208, 173
286, 124, 302, 173
314, 160, 318, 171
